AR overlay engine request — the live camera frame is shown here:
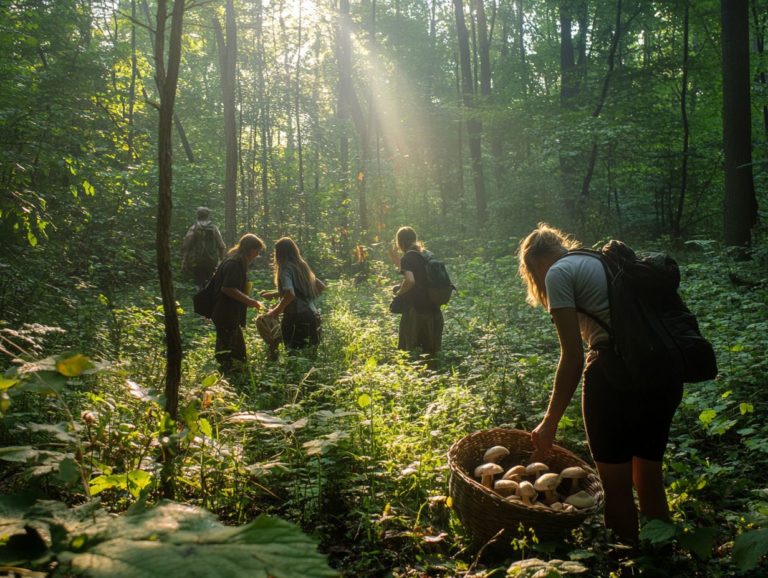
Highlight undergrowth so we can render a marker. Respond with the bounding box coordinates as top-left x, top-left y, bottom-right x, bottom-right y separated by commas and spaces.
1, 243, 767, 577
